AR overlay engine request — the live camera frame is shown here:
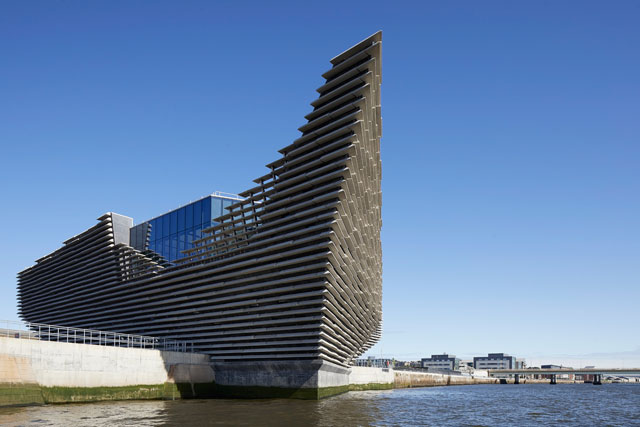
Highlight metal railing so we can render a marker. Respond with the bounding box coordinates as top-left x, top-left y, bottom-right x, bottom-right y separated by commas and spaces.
352, 358, 394, 368
0, 320, 193, 353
